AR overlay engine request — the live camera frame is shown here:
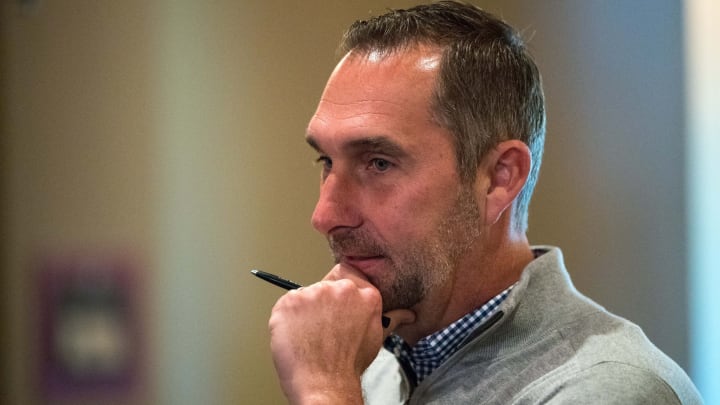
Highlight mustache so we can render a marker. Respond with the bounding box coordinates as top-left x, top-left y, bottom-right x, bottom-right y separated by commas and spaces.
328, 229, 388, 260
